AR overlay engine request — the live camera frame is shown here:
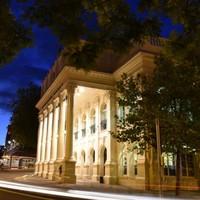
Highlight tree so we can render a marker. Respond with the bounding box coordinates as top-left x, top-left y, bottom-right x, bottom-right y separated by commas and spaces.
112, 0, 200, 195
20, 0, 160, 69
0, 0, 31, 66
9, 84, 40, 150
